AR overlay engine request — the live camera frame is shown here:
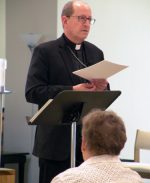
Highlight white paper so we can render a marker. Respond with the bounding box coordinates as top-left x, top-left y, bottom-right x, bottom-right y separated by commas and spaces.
73, 60, 128, 80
